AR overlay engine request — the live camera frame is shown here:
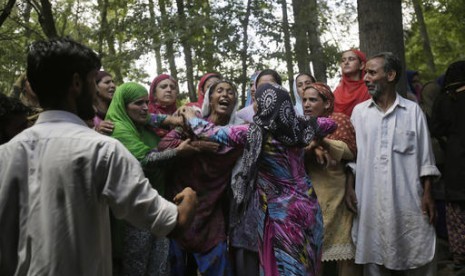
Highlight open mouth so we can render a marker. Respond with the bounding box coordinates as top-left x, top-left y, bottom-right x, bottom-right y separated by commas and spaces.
218, 99, 230, 107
